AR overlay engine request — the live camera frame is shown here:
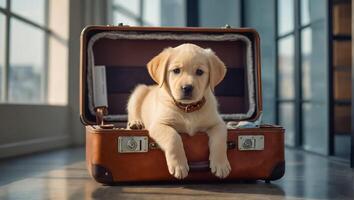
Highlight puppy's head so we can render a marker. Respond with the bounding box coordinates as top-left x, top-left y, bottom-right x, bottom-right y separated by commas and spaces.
147, 43, 226, 104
